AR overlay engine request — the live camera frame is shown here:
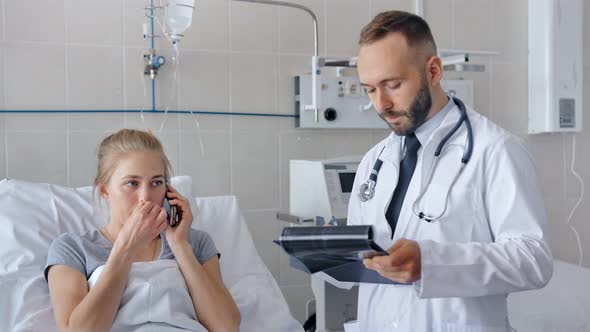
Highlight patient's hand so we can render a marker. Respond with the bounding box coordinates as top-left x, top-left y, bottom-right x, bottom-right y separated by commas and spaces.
114, 200, 168, 258
165, 185, 193, 248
